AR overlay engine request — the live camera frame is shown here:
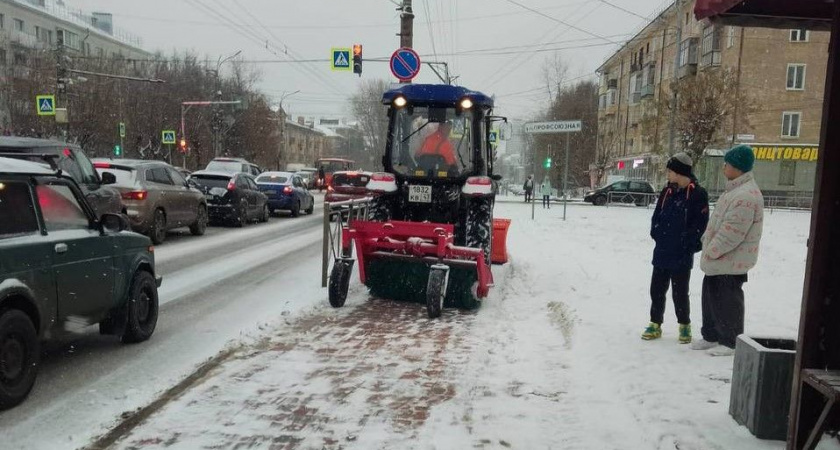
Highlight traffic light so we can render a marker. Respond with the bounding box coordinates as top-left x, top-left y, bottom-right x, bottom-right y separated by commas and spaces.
179, 138, 187, 153
544, 157, 552, 169
352, 44, 362, 76
113, 144, 121, 157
